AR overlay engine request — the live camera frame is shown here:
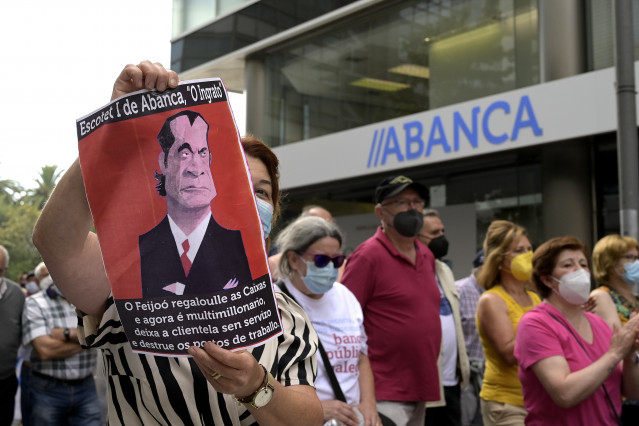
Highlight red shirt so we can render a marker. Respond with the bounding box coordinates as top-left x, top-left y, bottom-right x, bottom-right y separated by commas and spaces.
341, 227, 441, 402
